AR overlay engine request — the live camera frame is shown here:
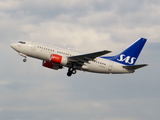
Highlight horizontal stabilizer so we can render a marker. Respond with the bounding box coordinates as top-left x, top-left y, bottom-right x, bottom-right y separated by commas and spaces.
123, 64, 148, 70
